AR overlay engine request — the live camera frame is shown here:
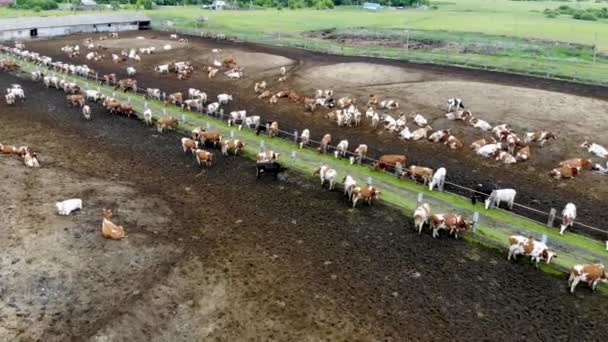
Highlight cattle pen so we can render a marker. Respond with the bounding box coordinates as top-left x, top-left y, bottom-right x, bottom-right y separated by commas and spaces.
2, 51, 607, 284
